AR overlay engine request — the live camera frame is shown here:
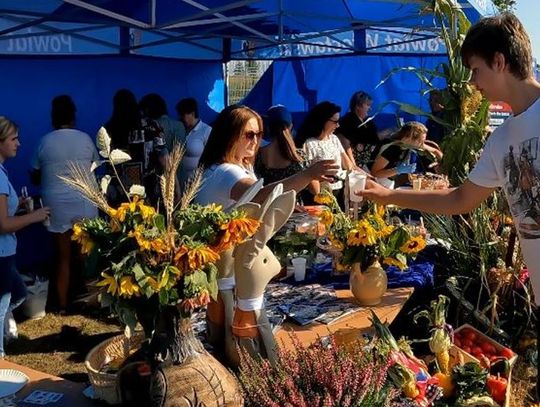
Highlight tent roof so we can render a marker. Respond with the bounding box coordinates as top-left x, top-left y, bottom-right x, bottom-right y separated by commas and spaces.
0, 0, 498, 59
